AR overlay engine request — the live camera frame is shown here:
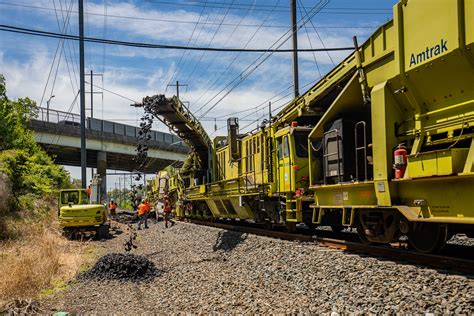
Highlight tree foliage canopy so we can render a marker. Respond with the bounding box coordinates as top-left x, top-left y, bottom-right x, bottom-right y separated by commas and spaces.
0, 75, 70, 205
